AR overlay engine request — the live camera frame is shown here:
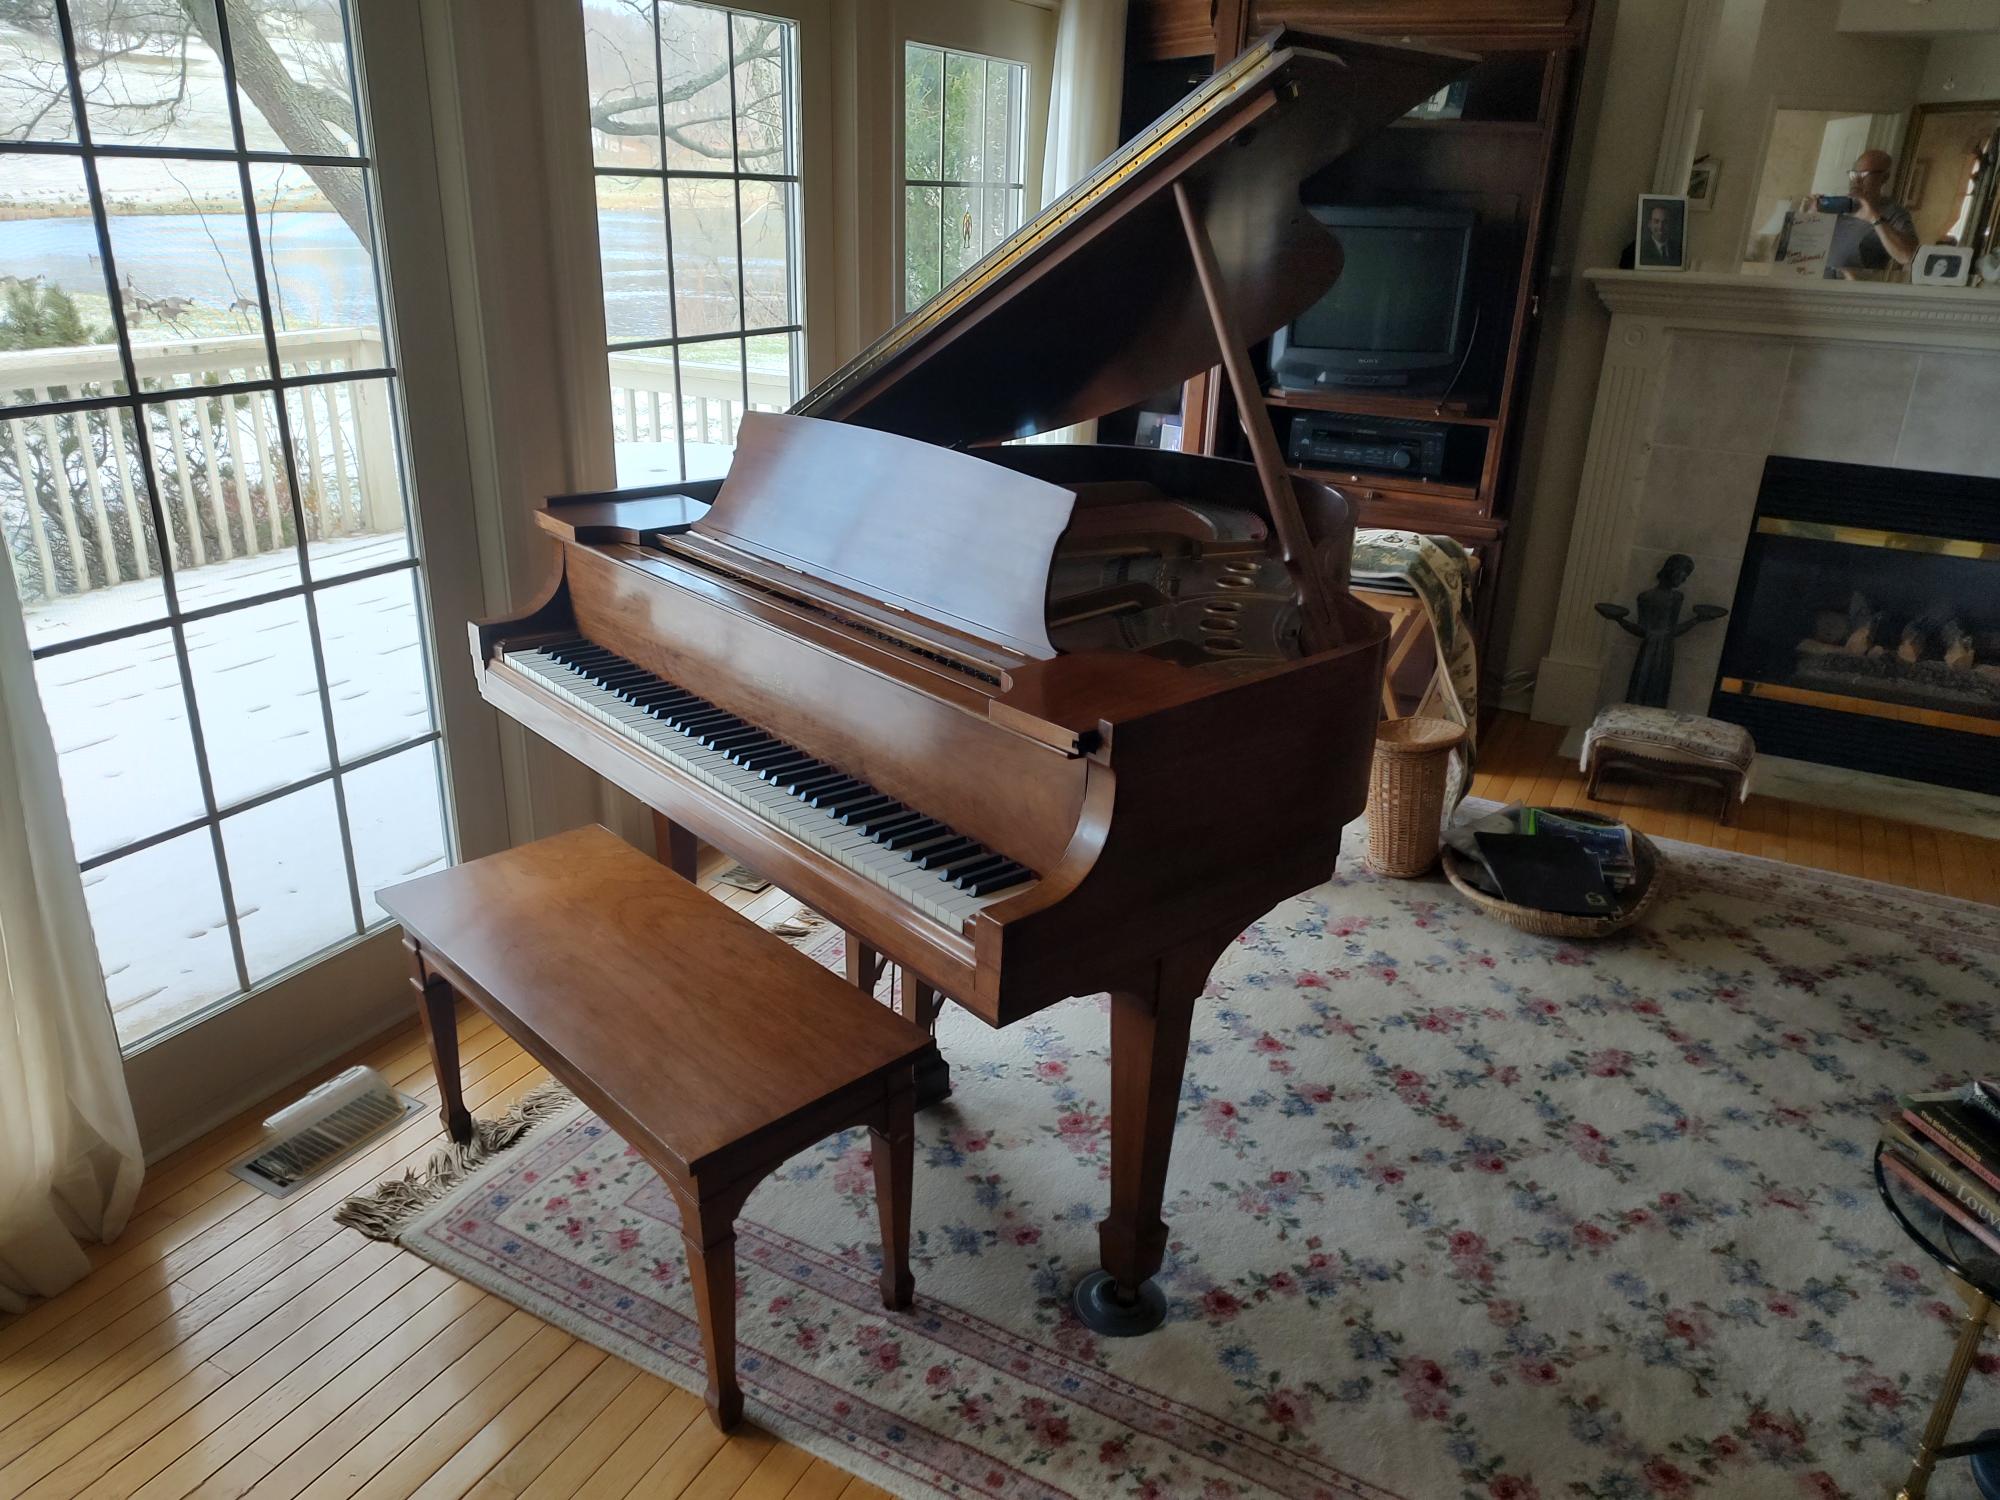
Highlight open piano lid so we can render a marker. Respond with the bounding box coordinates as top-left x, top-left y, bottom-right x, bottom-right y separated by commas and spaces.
791, 29, 1473, 446
677, 30, 1471, 667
